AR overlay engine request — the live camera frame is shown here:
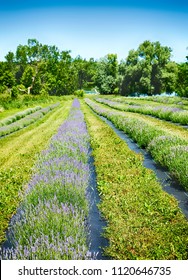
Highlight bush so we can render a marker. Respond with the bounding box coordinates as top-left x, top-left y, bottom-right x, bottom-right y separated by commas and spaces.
11, 86, 19, 99
74, 89, 85, 98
